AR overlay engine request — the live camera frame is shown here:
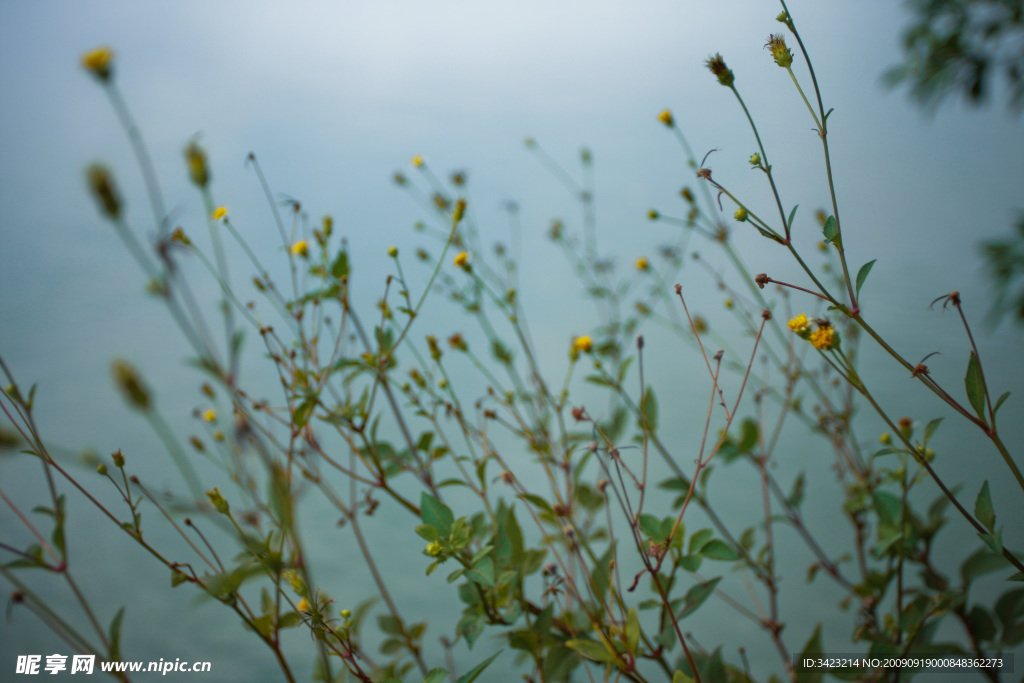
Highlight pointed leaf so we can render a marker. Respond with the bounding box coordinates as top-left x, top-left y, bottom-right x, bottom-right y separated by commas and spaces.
795, 624, 824, 683
965, 352, 987, 422
994, 391, 1010, 416
108, 607, 126, 662
975, 481, 995, 533
855, 259, 877, 299
566, 639, 617, 664
787, 205, 799, 232
822, 215, 839, 244
641, 386, 658, 432
677, 577, 721, 620
699, 539, 739, 562
421, 493, 454, 537
422, 669, 448, 683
